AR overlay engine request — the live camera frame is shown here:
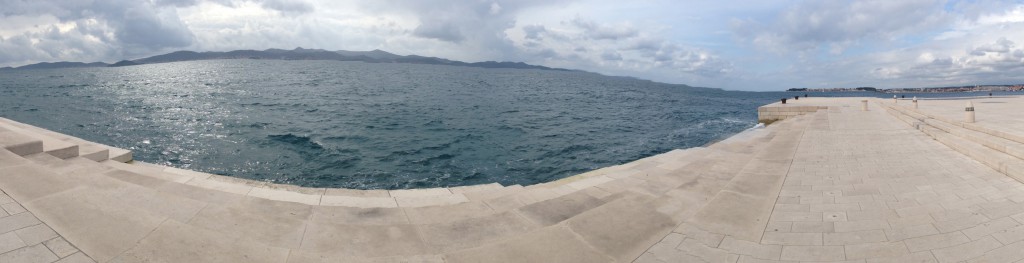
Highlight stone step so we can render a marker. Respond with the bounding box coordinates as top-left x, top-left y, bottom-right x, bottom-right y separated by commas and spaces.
884, 104, 1024, 183
22, 153, 113, 176
683, 110, 819, 244
95, 157, 533, 210
919, 125, 1024, 181
687, 129, 804, 242
0, 117, 131, 162
886, 103, 1024, 148
0, 126, 43, 156
112, 219, 290, 263
924, 118, 1024, 161
0, 118, 78, 159
0, 159, 212, 262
